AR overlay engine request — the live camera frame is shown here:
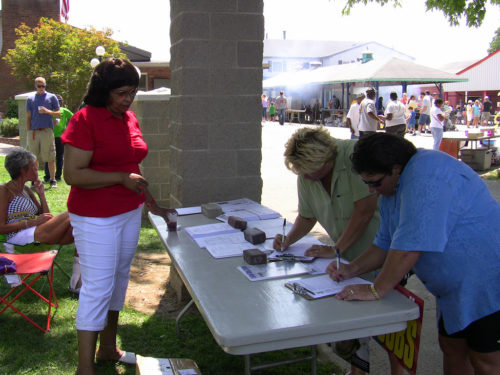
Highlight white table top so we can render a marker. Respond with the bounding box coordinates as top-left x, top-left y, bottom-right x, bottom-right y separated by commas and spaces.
149, 212, 419, 355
